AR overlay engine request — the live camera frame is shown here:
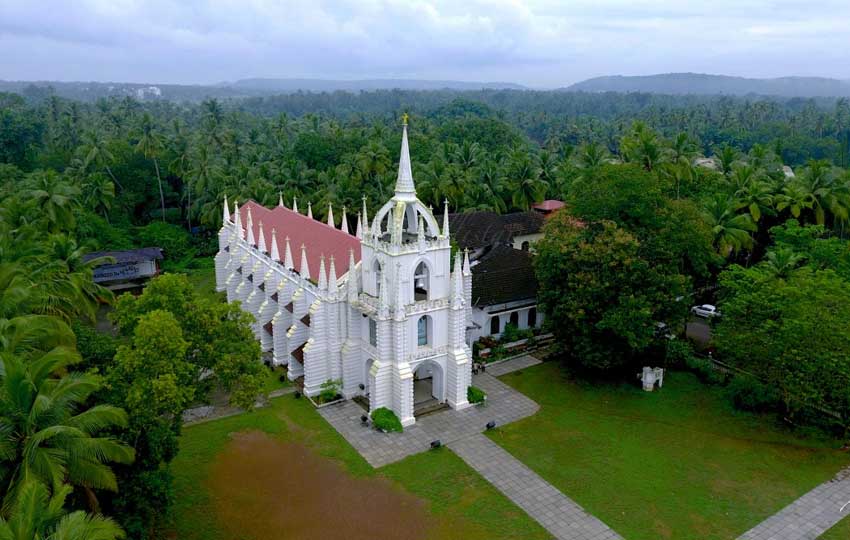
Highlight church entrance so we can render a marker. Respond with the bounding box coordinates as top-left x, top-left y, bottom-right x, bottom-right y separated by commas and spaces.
412, 360, 446, 417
